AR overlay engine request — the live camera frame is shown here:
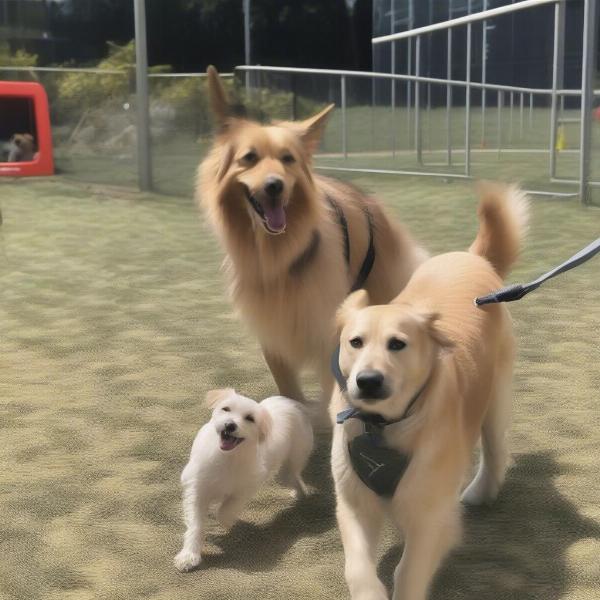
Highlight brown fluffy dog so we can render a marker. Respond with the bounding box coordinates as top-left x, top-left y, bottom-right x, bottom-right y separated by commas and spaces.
8, 133, 35, 162
331, 183, 528, 600
198, 67, 425, 409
